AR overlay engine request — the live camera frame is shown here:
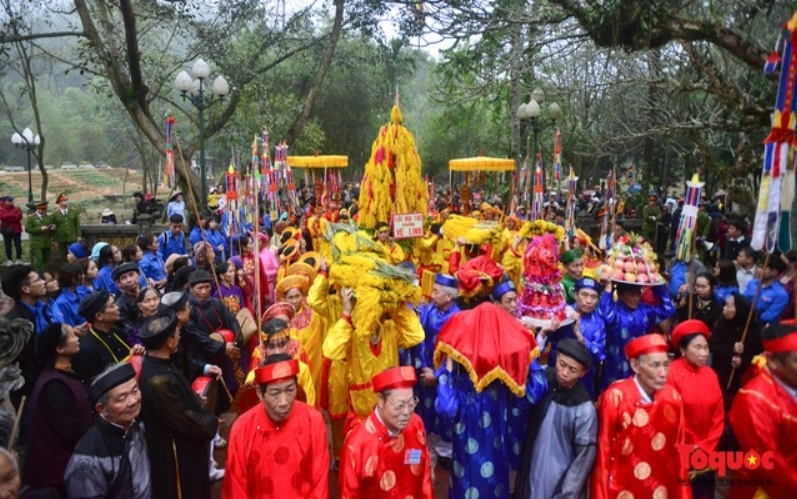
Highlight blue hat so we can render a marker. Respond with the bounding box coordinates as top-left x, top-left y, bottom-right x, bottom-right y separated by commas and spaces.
68, 242, 88, 260
491, 279, 517, 301
575, 277, 602, 294
434, 273, 458, 288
